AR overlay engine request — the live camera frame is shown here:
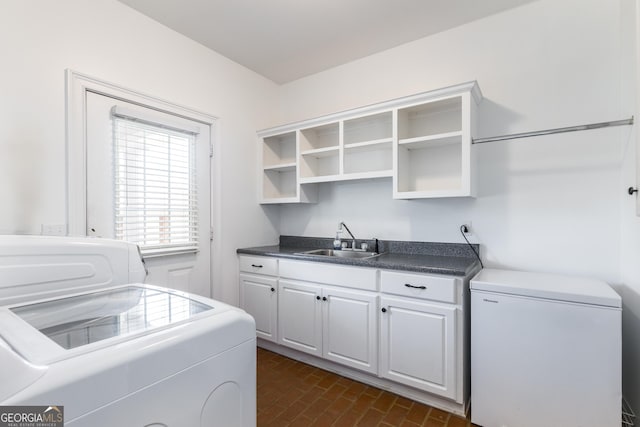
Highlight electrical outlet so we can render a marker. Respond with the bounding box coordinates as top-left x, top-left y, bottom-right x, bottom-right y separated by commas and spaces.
41, 224, 67, 236
461, 222, 472, 235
